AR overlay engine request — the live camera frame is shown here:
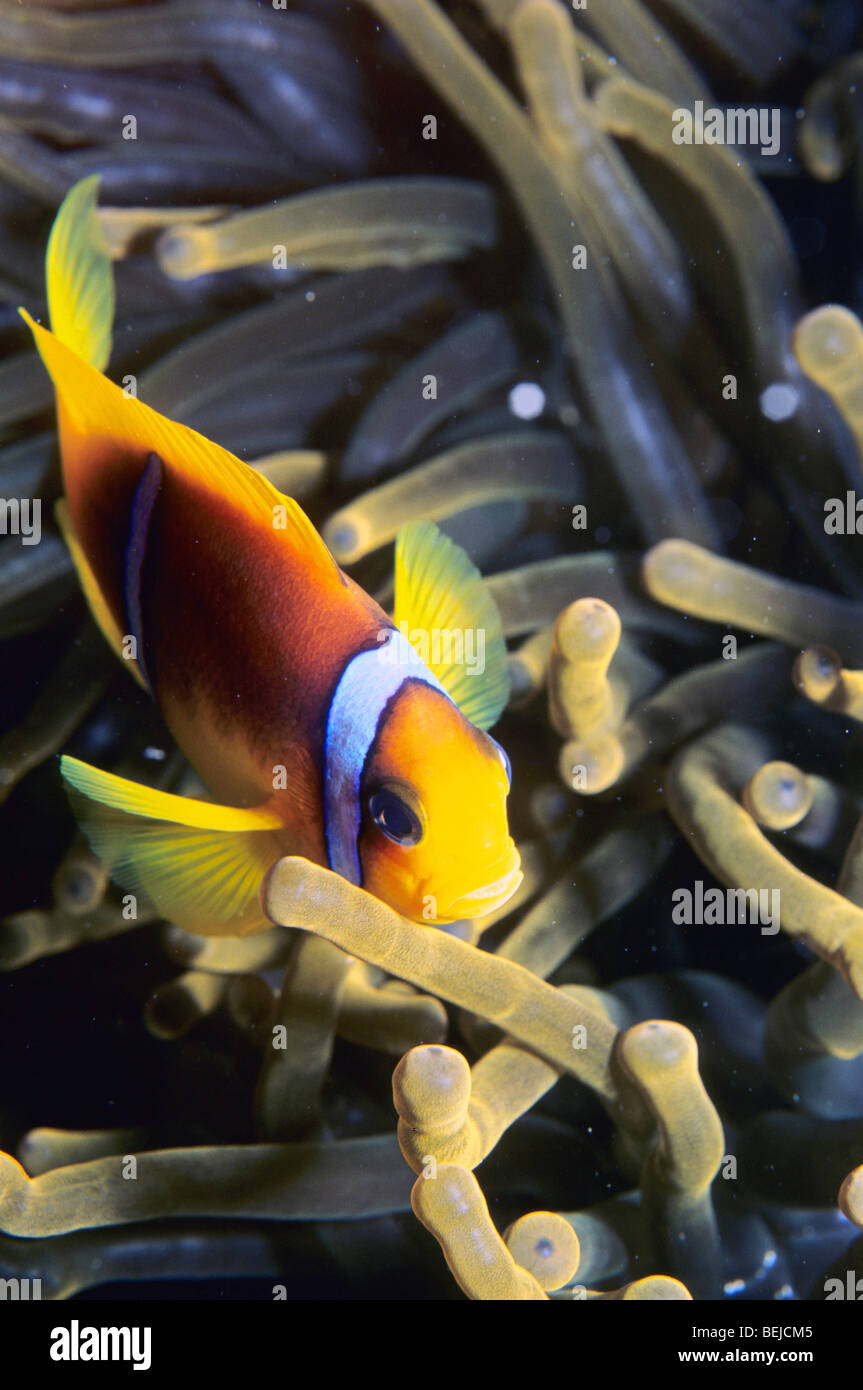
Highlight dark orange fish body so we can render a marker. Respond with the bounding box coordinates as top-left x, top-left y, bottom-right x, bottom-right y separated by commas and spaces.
25, 178, 520, 936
